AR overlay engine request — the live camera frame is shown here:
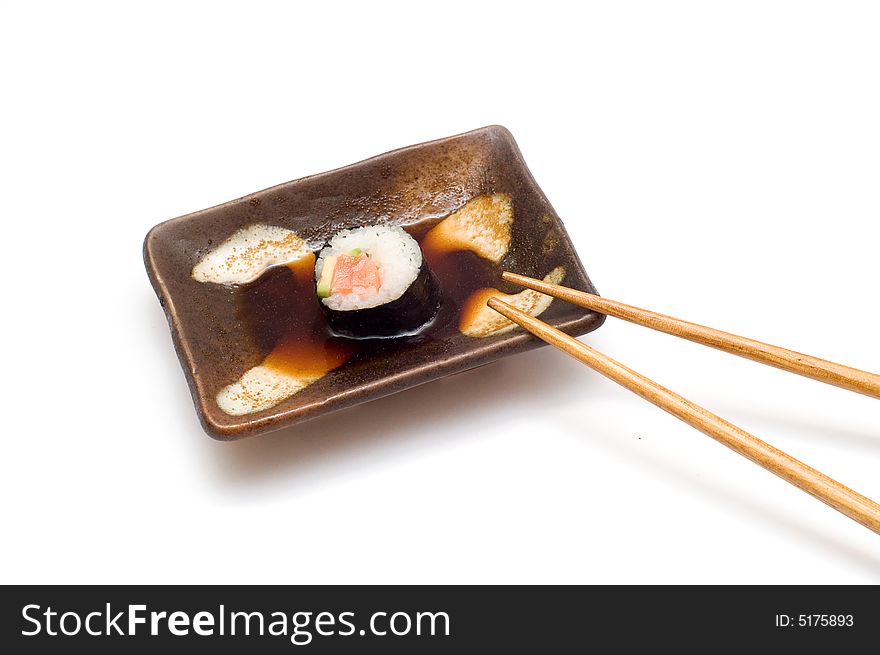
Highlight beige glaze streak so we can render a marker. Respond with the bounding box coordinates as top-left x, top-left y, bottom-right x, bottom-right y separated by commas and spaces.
192, 224, 310, 285
420, 193, 513, 263
217, 365, 316, 416
503, 272, 880, 400
217, 337, 356, 416
459, 267, 565, 337
489, 298, 880, 535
